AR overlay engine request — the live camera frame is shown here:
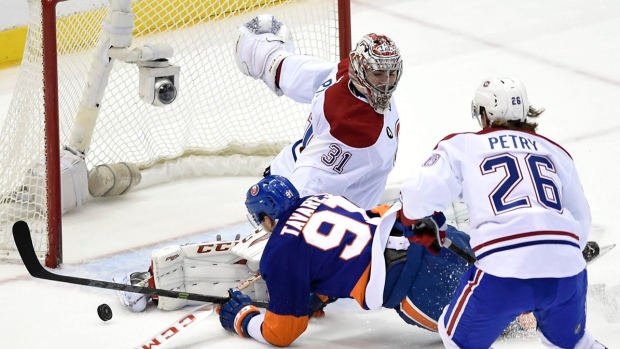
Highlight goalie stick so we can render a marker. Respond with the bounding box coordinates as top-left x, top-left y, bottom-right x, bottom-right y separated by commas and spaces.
12, 221, 268, 307
135, 273, 262, 349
